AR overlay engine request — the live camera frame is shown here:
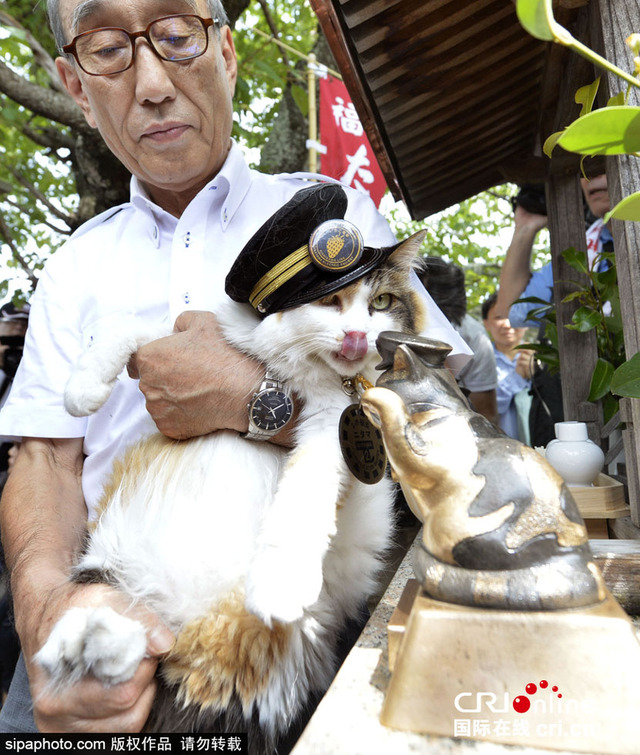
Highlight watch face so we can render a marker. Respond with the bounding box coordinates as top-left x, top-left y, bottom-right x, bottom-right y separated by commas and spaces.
250, 389, 294, 432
